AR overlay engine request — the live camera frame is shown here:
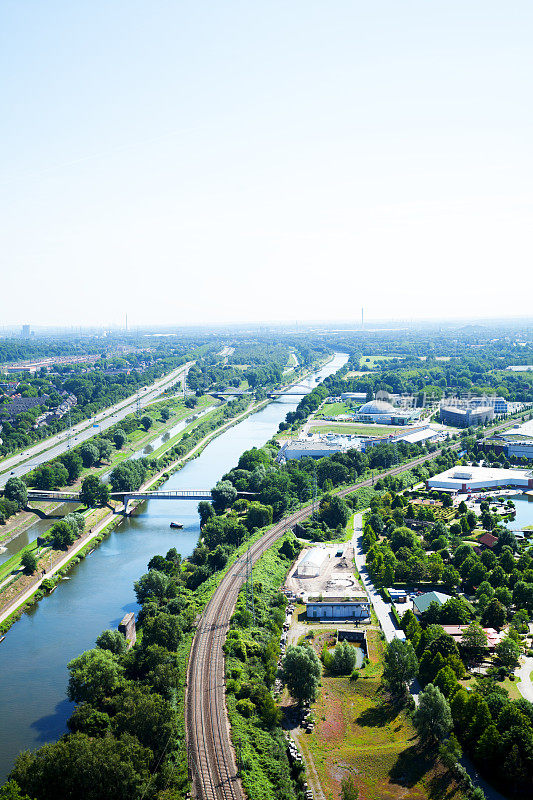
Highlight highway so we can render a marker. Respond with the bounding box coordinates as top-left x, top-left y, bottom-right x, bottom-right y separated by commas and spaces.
185, 416, 518, 800
0, 361, 192, 488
